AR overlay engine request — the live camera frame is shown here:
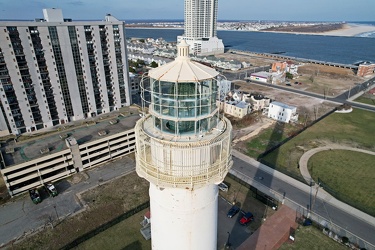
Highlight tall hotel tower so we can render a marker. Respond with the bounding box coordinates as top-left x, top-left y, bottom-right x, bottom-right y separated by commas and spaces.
135, 41, 232, 249
178, 0, 224, 55
0, 9, 130, 136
